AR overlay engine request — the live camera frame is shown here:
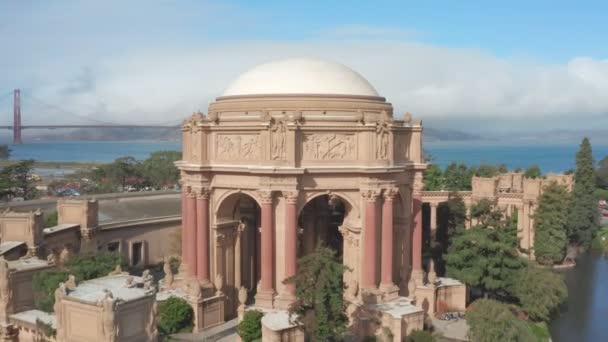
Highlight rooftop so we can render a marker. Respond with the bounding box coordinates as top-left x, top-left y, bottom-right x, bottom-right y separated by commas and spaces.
66, 275, 152, 304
